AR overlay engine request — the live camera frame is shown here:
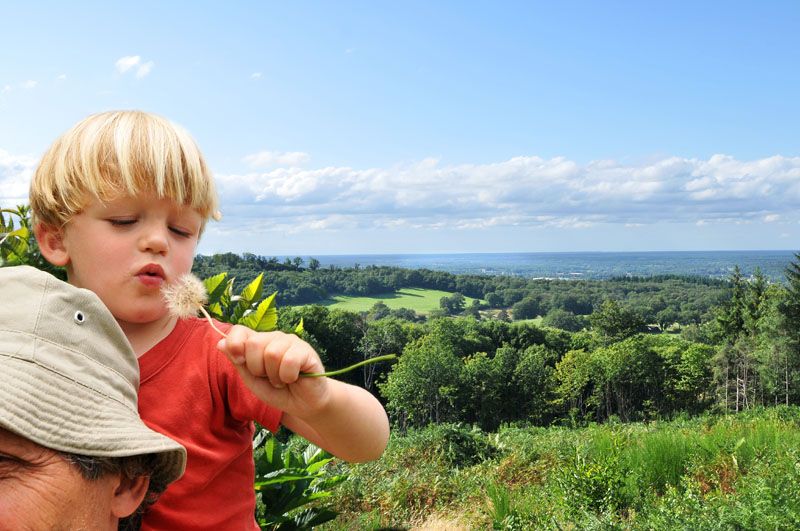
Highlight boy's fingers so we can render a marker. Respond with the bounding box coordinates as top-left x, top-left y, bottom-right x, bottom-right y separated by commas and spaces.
218, 325, 254, 362
277, 343, 309, 384
255, 334, 293, 388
